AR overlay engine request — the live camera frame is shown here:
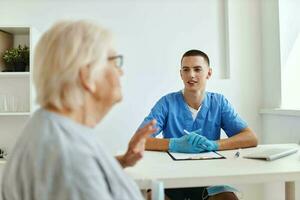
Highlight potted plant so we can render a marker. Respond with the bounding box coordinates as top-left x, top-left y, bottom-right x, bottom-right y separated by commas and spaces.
2, 45, 29, 72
